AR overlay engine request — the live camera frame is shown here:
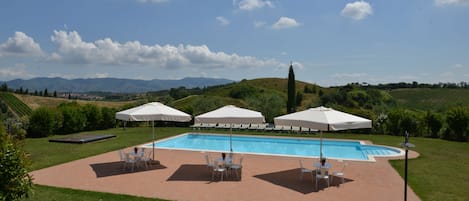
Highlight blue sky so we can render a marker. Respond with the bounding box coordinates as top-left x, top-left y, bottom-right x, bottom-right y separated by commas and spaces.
0, 0, 468, 86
